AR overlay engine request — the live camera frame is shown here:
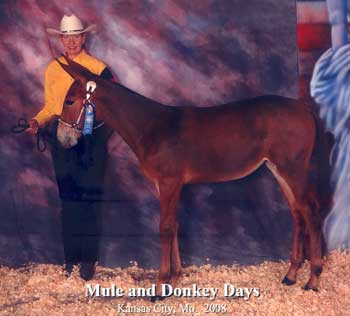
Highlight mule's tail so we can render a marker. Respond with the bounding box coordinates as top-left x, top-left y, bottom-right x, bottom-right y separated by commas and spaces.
312, 111, 334, 219
308, 106, 334, 256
